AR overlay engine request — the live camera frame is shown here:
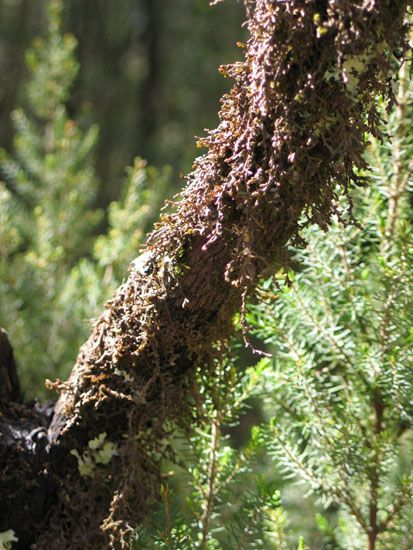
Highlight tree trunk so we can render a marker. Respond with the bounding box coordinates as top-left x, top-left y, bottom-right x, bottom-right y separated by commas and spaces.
139, 0, 161, 162
0, 1, 410, 548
